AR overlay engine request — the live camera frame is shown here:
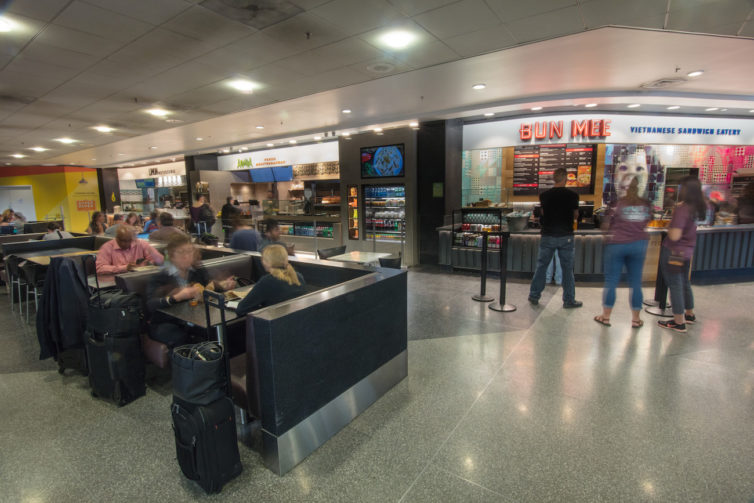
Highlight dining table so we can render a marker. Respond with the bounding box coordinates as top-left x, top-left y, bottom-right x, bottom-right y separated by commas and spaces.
326, 251, 392, 265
